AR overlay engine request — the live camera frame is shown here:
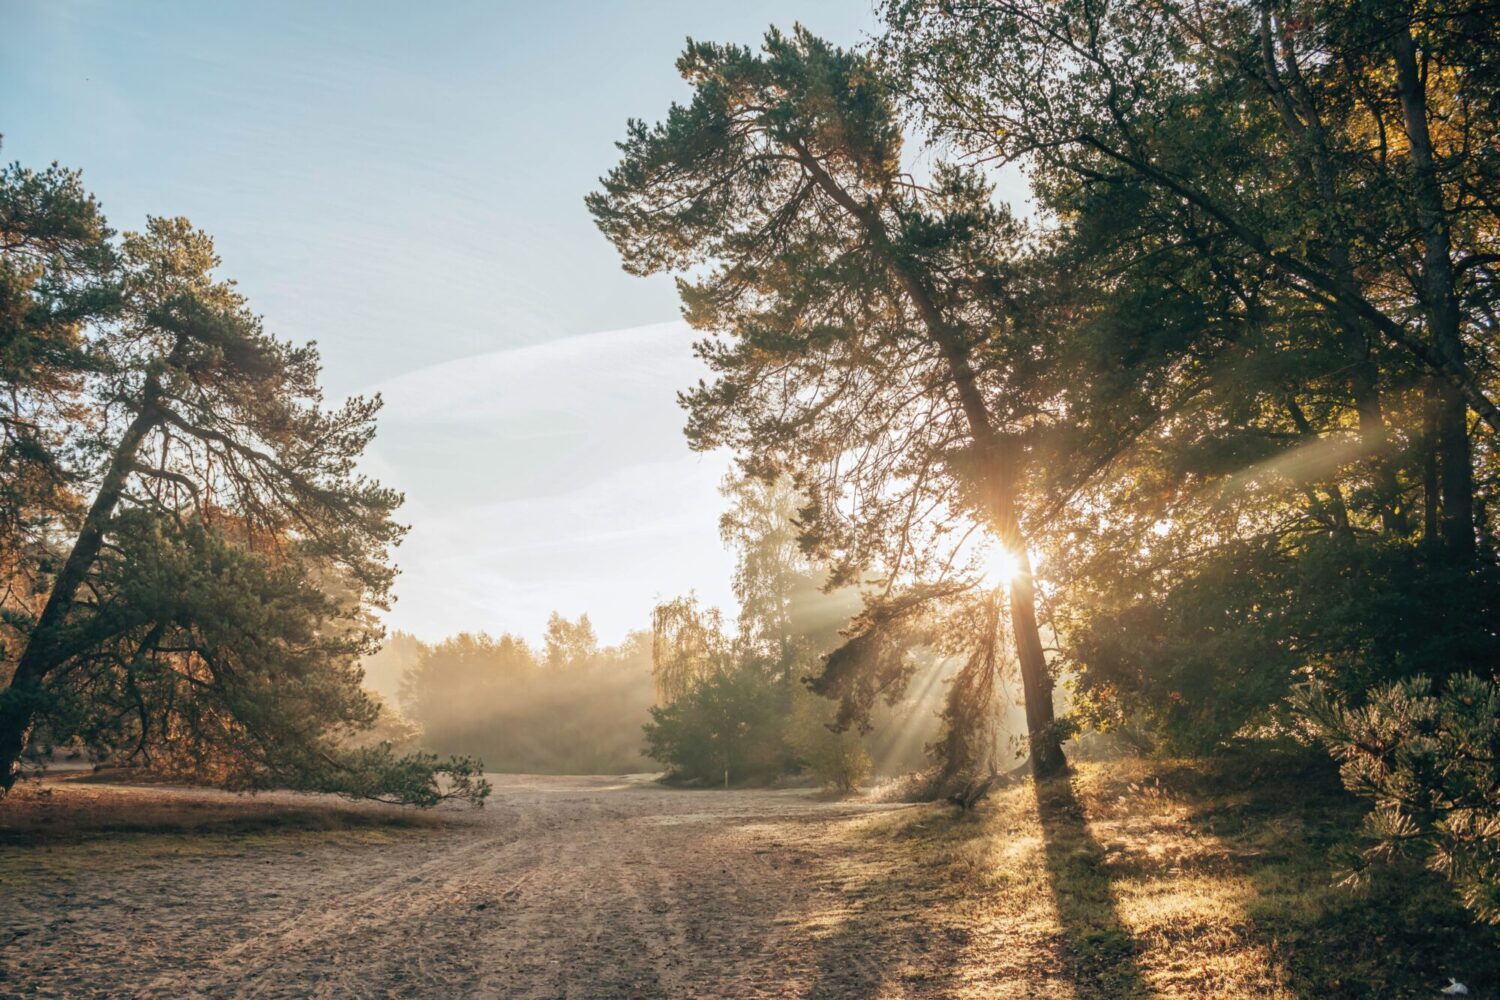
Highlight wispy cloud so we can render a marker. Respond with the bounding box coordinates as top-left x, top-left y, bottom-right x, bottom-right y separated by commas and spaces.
361, 321, 736, 643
